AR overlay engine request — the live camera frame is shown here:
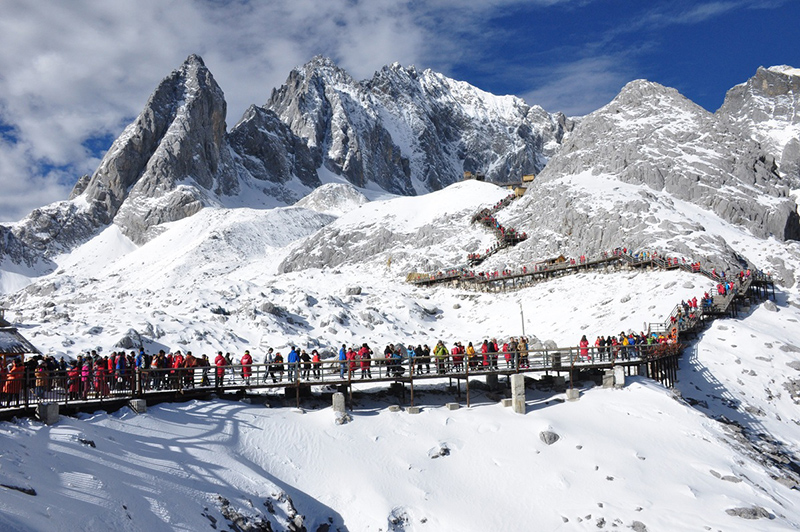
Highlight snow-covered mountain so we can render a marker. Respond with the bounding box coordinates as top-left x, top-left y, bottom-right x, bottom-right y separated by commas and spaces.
266, 56, 572, 195
1, 61, 800, 531
1, 179, 800, 531
718, 65, 800, 188
0, 54, 571, 281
